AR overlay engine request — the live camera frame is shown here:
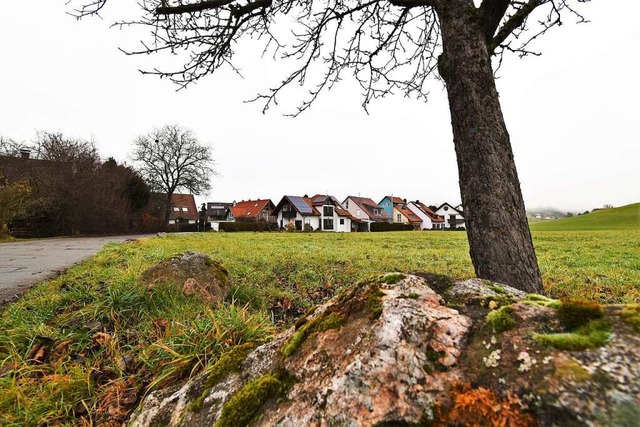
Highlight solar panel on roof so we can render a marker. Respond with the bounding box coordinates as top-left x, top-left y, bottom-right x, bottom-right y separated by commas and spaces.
289, 196, 314, 214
